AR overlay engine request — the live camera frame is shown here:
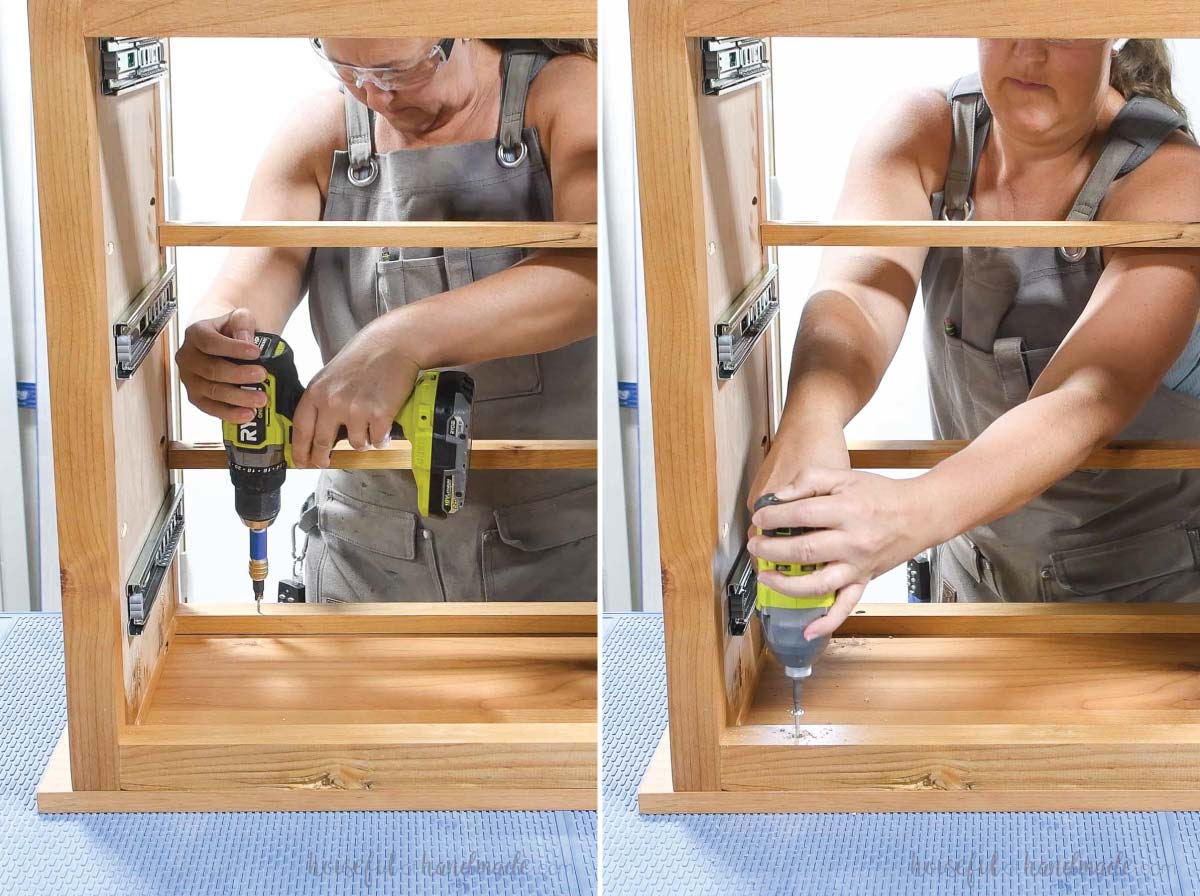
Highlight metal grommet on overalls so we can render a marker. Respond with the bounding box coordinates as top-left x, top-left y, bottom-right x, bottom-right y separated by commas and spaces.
941, 195, 974, 222
496, 141, 528, 169
1058, 245, 1087, 262
1040, 566, 1053, 580
347, 157, 379, 187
